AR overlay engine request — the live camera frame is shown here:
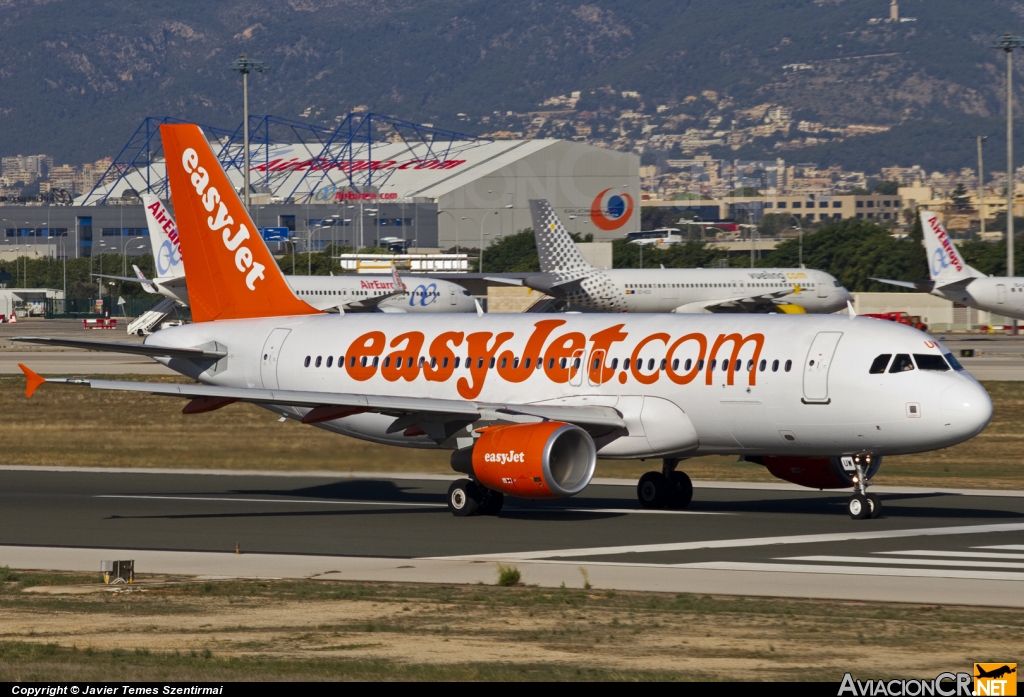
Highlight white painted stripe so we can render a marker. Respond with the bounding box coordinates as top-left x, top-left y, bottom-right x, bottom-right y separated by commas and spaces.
94, 495, 723, 516
786, 555, 1024, 570
427, 522, 1024, 561
96, 495, 445, 508
976, 545, 1024, 551
675, 561, 1024, 582
876, 550, 1024, 560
